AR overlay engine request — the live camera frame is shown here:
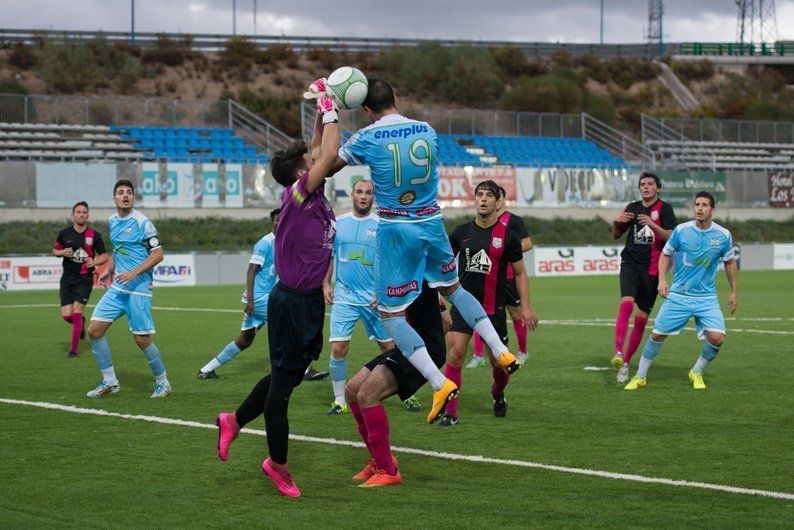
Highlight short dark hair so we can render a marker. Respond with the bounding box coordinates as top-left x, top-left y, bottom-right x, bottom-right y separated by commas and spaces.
474, 180, 500, 198
638, 171, 661, 189
270, 140, 308, 188
362, 78, 396, 114
72, 201, 88, 212
498, 185, 507, 199
694, 190, 715, 208
270, 208, 281, 222
114, 179, 135, 195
